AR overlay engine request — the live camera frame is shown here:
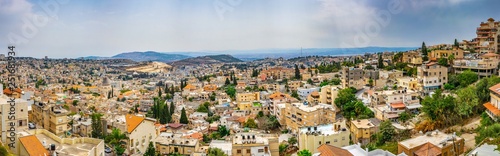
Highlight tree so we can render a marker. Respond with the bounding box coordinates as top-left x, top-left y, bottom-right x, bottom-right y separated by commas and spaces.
368, 79, 374, 87
244, 119, 258, 128
279, 143, 289, 156
376, 120, 396, 145
208, 148, 228, 156
158, 87, 162, 97
288, 136, 297, 145
455, 86, 479, 117
225, 86, 236, 99
437, 58, 448, 66
180, 107, 189, 124
399, 111, 410, 125
420, 89, 458, 129
196, 104, 209, 113
225, 78, 230, 85
143, 142, 156, 156
218, 125, 230, 137
422, 42, 428, 61
294, 64, 301, 79
457, 70, 478, 88
169, 102, 175, 115
233, 75, 237, 85
297, 149, 312, 156
257, 111, 264, 118
72, 100, 79, 106
91, 113, 103, 139
105, 128, 128, 156
377, 53, 384, 68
